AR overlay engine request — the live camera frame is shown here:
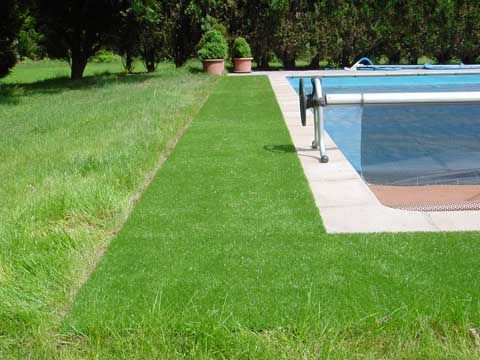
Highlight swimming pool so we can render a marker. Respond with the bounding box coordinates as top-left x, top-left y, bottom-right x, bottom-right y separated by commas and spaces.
288, 74, 480, 210
345, 57, 480, 71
